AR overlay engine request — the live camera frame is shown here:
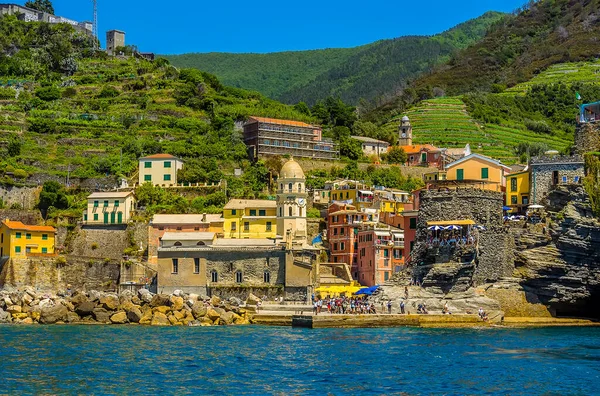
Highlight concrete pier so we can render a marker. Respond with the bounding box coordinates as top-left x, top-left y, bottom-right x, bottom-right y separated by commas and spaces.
291, 314, 492, 328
